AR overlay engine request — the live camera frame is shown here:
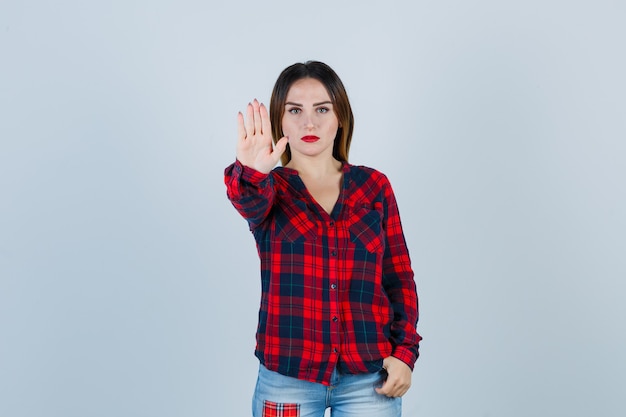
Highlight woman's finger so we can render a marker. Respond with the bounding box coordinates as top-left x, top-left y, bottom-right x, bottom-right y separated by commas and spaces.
271, 136, 289, 162
245, 102, 255, 137
252, 99, 263, 135
260, 103, 272, 138
237, 111, 247, 142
